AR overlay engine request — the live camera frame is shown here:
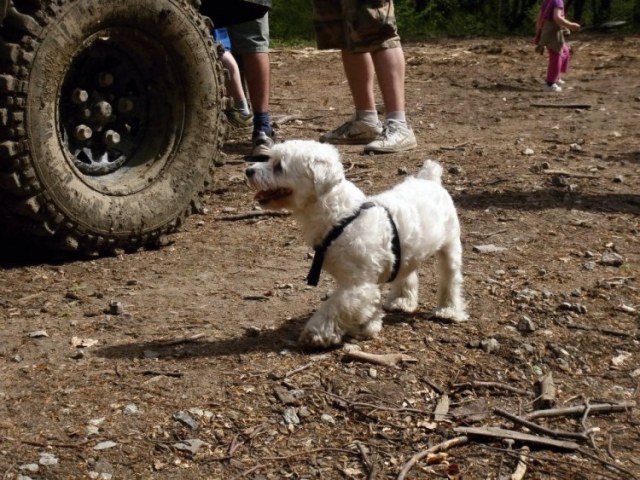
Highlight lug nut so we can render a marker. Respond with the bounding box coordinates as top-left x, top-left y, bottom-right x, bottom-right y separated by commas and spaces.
93, 101, 113, 123
74, 124, 93, 141
71, 89, 89, 104
104, 130, 121, 147
79, 108, 92, 120
98, 72, 114, 87
118, 97, 134, 113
